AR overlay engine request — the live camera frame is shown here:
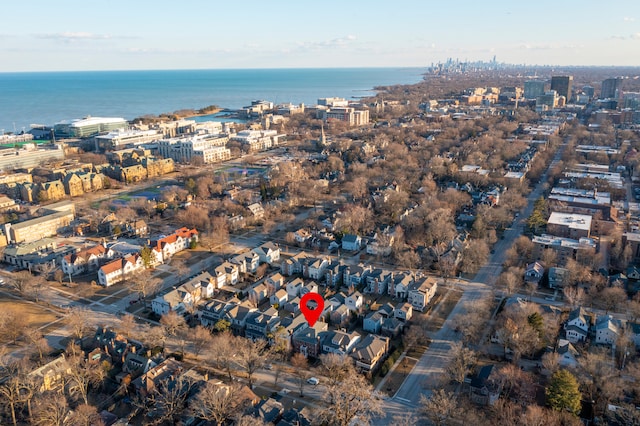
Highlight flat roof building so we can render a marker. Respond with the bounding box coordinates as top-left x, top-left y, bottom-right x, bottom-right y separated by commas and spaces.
54, 116, 127, 138
547, 212, 592, 239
